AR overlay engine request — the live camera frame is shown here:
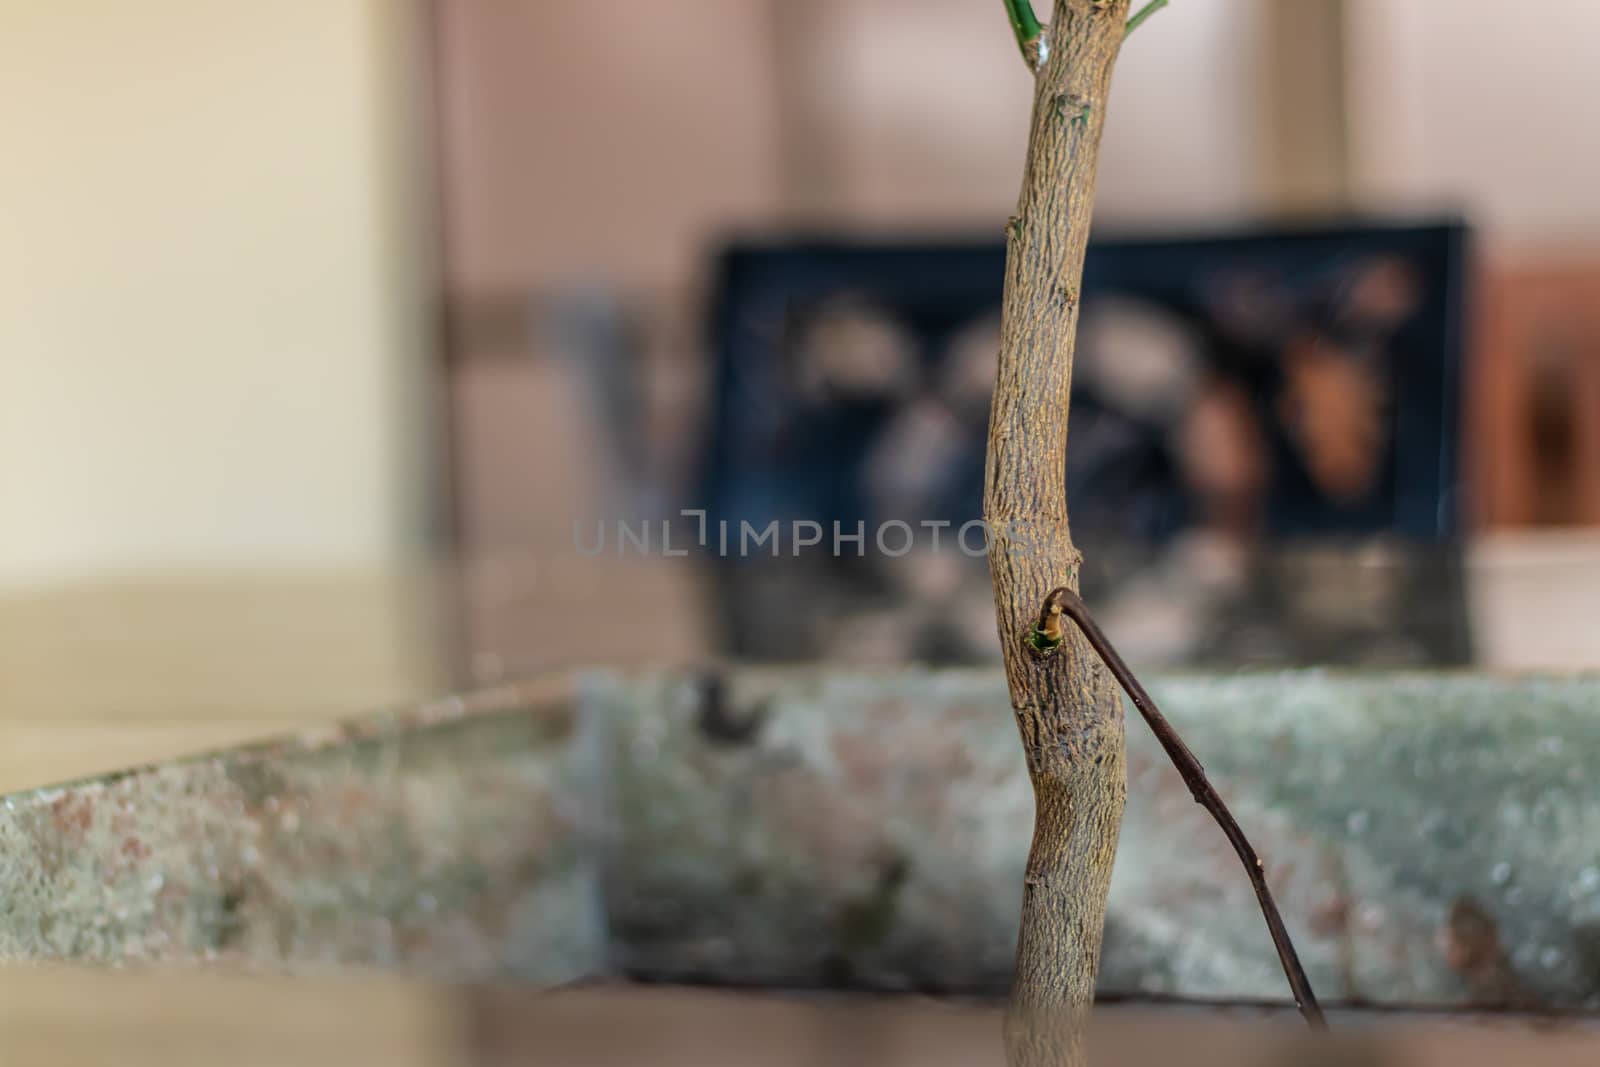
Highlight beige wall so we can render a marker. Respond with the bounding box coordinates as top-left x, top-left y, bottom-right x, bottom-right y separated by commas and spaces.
1346, 0, 1600, 252
0, 0, 431, 590
436, 0, 1273, 296
432, 0, 1280, 560
771, 0, 1269, 228
434, 0, 784, 296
